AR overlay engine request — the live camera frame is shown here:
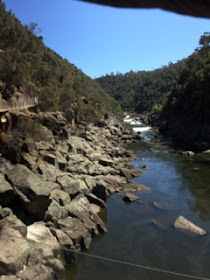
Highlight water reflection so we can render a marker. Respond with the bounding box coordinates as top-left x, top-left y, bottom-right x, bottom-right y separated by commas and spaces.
67, 133, 210, 280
